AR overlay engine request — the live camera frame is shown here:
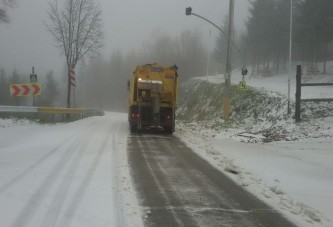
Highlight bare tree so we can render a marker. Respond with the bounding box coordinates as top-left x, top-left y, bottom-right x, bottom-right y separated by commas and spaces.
46, 0, 103, 108
0, 0, 15, 23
